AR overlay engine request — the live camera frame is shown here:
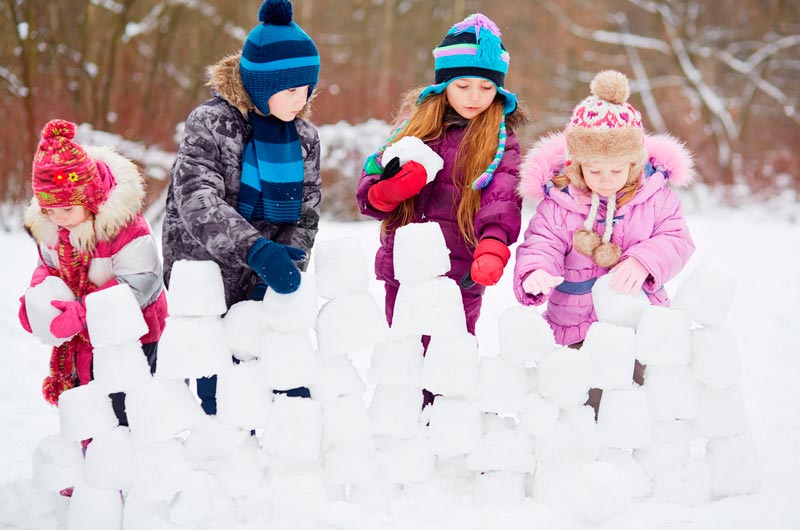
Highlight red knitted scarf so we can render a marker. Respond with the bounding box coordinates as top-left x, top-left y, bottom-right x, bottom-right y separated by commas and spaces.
42, 230, 95, 406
